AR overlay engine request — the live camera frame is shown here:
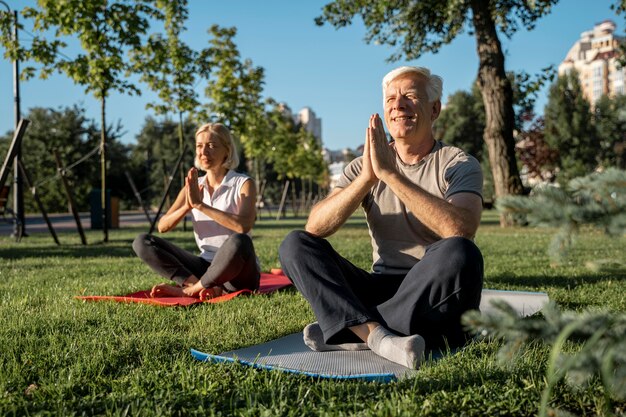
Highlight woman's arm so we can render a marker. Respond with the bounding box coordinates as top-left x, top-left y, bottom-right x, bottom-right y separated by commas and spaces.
188, 177, 257, 234
157, 186, 191, 233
